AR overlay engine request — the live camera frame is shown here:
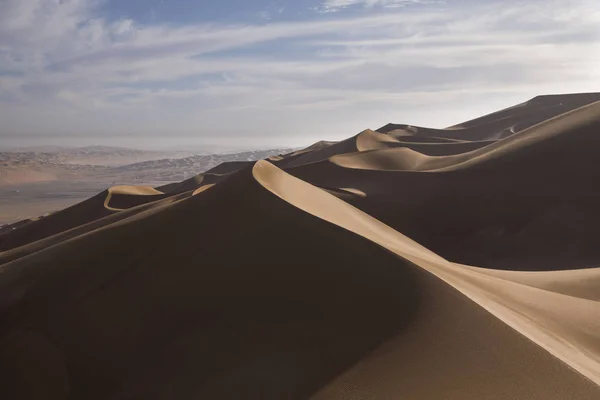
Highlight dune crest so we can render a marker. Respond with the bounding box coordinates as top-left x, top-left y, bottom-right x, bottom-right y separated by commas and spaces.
255, 159, 600, 388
